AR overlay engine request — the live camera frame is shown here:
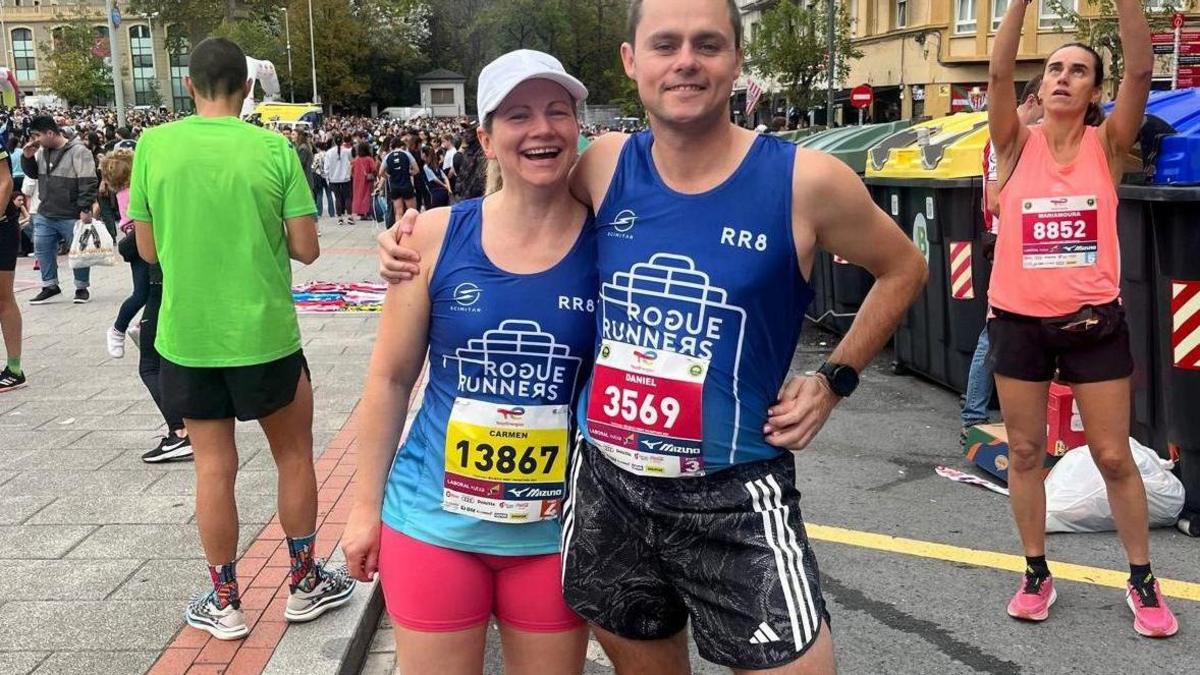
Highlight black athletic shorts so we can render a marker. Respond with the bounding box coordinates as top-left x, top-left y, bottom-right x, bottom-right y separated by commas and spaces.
0, 214, 18, 273
389, 185, 415, 201
987, 300, 1133, 384
562, 441, 829, 670
161, 350, 310, 422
